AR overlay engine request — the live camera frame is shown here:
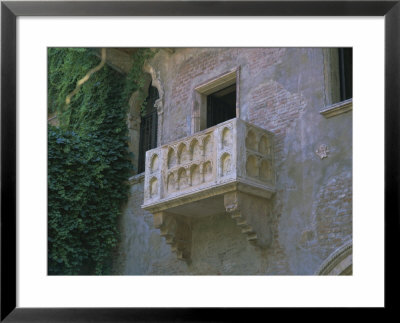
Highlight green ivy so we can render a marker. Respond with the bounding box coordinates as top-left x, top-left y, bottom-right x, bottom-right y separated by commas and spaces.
48, 48, 153, 275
